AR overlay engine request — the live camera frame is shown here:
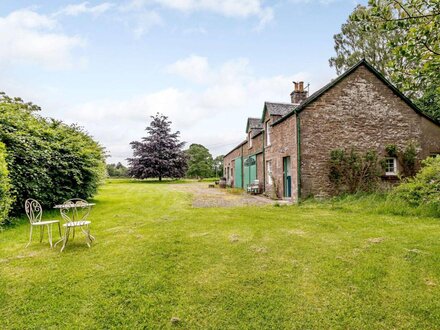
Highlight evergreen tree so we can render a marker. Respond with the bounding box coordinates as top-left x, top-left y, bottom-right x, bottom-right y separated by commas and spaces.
186, 144, 213, 179
128, 113, 187, 181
